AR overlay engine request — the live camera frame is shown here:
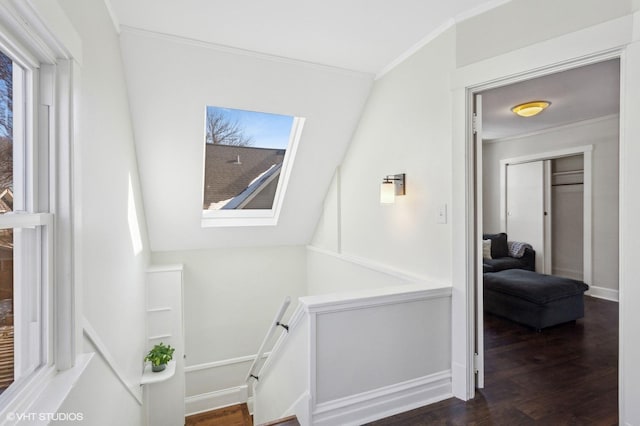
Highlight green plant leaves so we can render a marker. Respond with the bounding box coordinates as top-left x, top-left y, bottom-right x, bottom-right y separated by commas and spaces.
144, 342, 175, 367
